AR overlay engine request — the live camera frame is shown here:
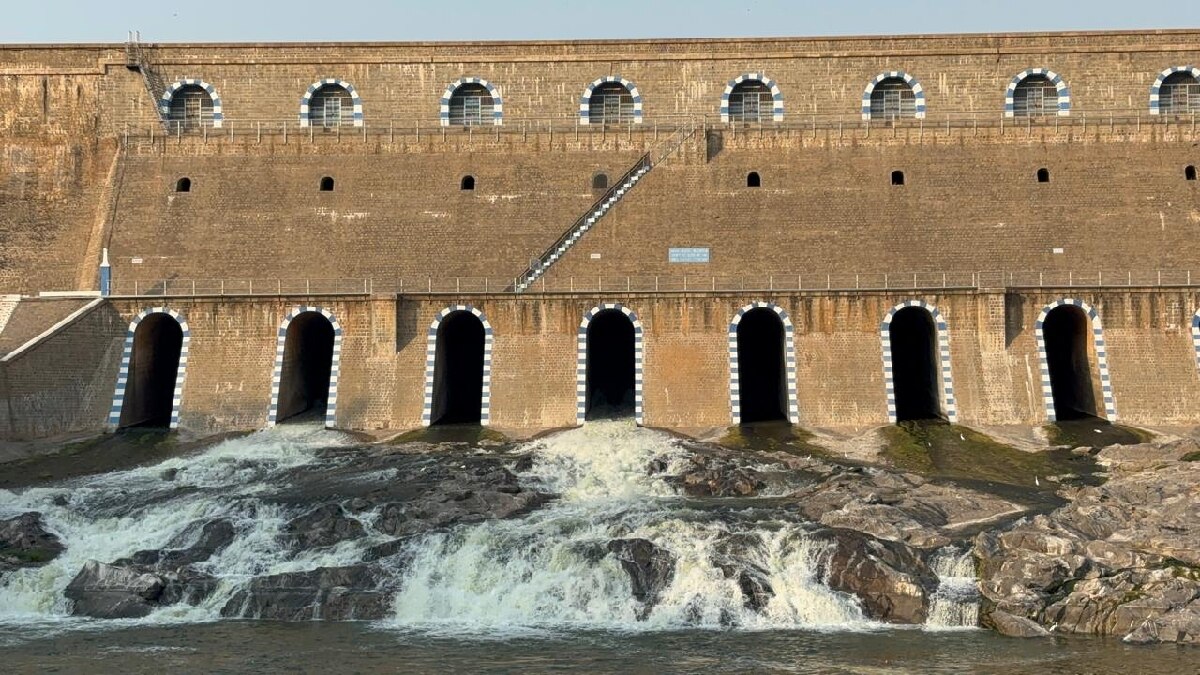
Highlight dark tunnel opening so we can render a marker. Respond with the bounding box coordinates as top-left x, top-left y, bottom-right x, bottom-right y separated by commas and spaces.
585, 309, 636, 419
430, 311, 486, 425
736, 308, 787, 423
1043, 305, 1099, 420
889, 307, 942, 422
276, 312, 335, 424
119, 315, 184, 429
